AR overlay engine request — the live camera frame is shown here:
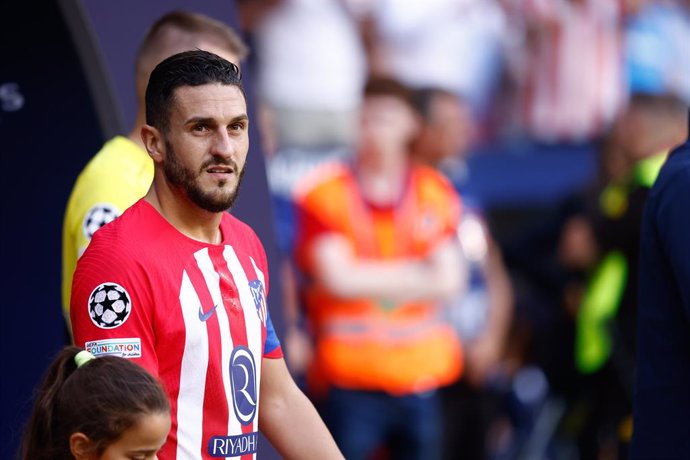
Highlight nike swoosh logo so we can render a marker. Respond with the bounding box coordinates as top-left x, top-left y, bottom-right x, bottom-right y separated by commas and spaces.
198, 304, 218, 322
